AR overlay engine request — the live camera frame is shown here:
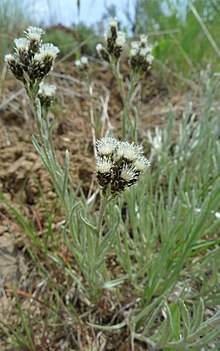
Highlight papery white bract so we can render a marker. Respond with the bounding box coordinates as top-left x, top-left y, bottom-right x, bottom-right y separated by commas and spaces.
14, 38, 29, 51
40, 44, 60, 59
25, 26, 45, 41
